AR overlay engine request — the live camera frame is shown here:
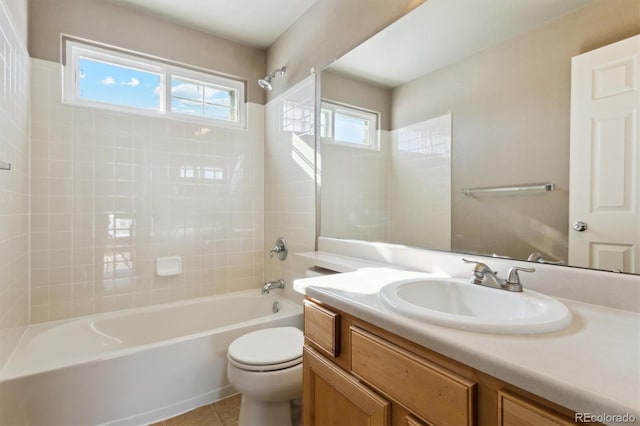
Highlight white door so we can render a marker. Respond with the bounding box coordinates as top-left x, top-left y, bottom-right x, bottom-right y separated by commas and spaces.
569, 35, 640, 273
